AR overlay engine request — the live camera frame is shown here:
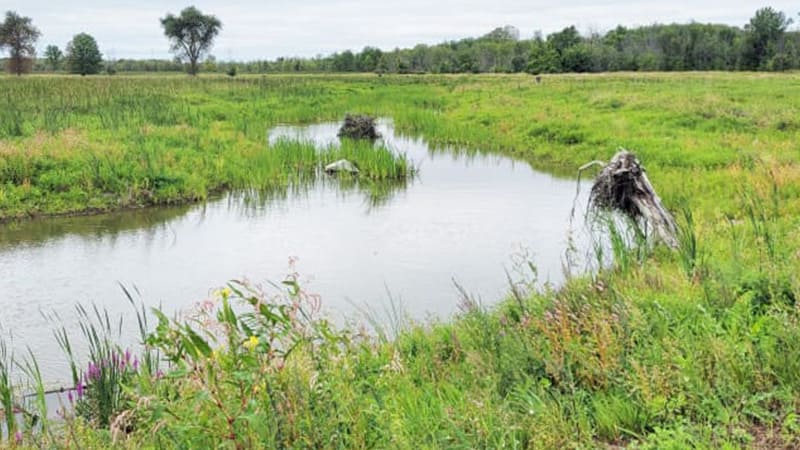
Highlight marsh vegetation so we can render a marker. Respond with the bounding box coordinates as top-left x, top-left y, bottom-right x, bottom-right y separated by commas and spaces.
0, 72, 798, 448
